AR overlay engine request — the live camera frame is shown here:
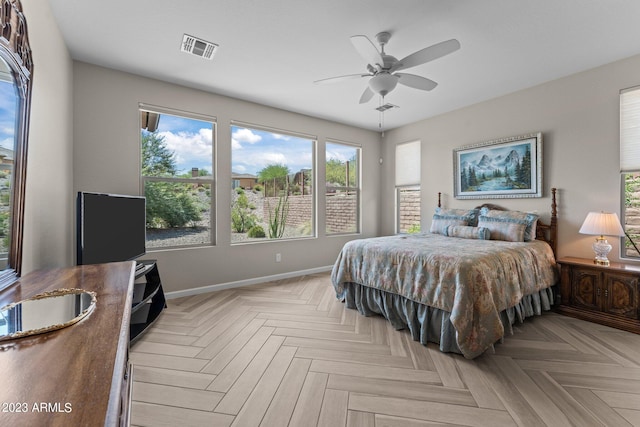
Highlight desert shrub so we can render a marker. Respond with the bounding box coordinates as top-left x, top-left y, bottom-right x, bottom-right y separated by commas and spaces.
145, 182, 201, 228
266, 191, 289, 238
407, 223, 421, 234
231, 191, 257, 233
247, 225, 266, 238
296, 221, 313, 236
